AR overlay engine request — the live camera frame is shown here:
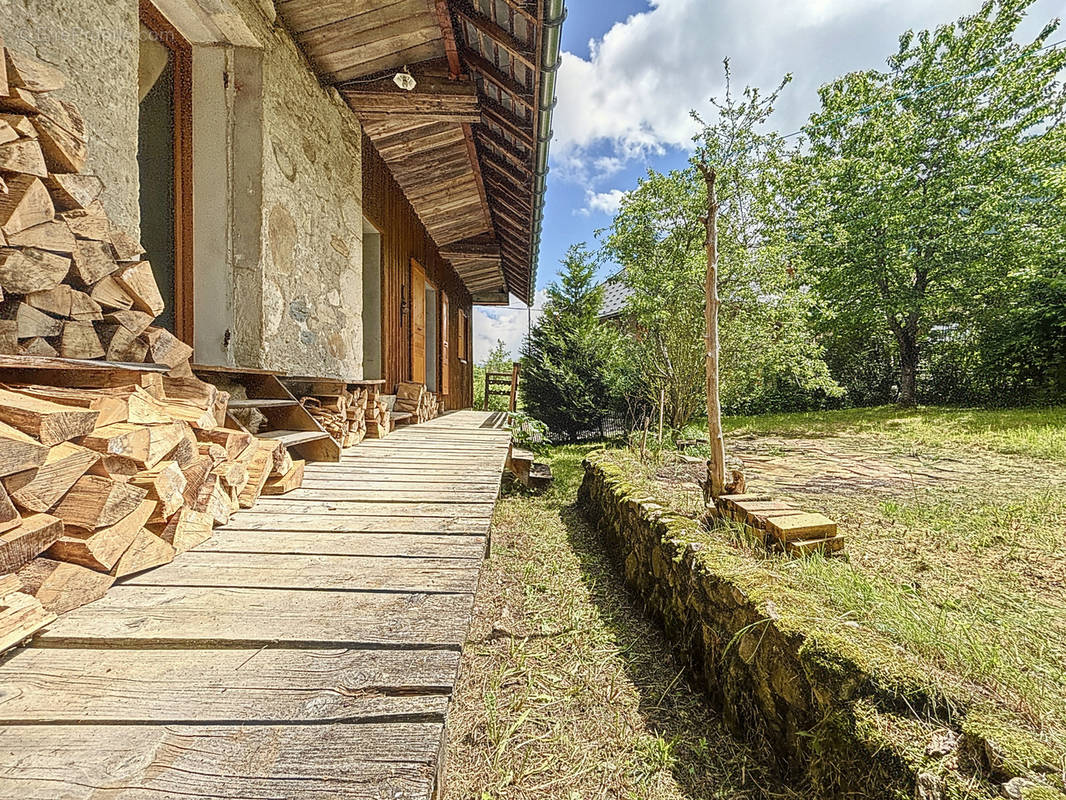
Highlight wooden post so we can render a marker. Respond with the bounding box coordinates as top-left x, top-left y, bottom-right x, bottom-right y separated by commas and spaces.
658, 388, 665, 443
508, 362, 520, 413
483, 369, 490, 411
699, 163, 727, 500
